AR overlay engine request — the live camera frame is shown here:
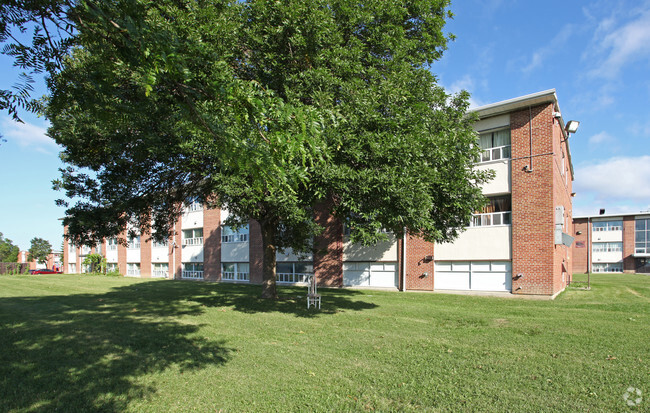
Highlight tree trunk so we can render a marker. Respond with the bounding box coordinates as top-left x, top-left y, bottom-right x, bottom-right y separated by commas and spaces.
260, 220, 278, 299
